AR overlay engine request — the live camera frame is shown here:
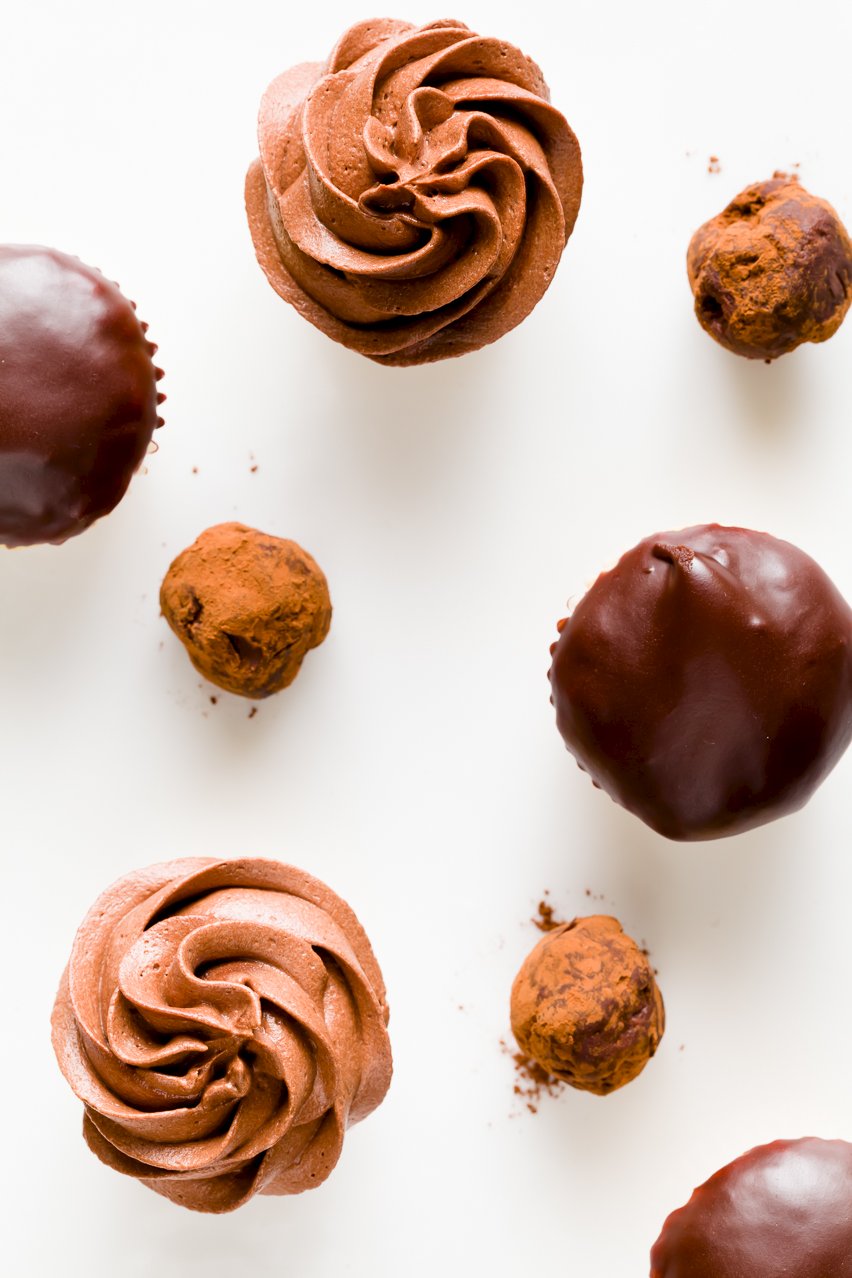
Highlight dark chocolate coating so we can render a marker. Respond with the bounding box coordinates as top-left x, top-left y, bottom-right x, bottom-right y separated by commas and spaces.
0, 245, 162, 546
549, 525, 852, 840
687, 177, 852, 360
650, 1138, 852, 1276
